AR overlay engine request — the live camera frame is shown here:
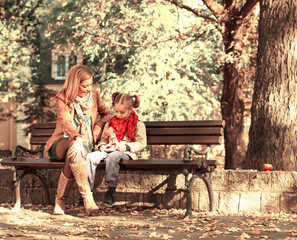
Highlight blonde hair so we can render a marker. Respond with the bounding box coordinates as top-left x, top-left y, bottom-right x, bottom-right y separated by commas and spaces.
61, 65, 94, 102
111, 92, 140, 109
